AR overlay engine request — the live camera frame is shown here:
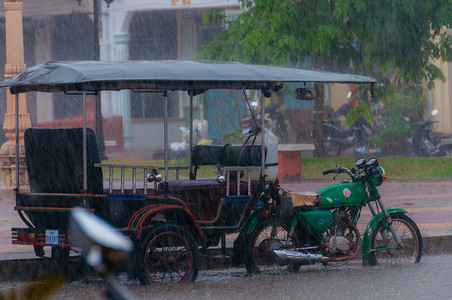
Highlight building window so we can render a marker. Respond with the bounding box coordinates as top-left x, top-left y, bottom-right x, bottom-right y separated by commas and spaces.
130, 91, 179, 119
129, 11, 179, 119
